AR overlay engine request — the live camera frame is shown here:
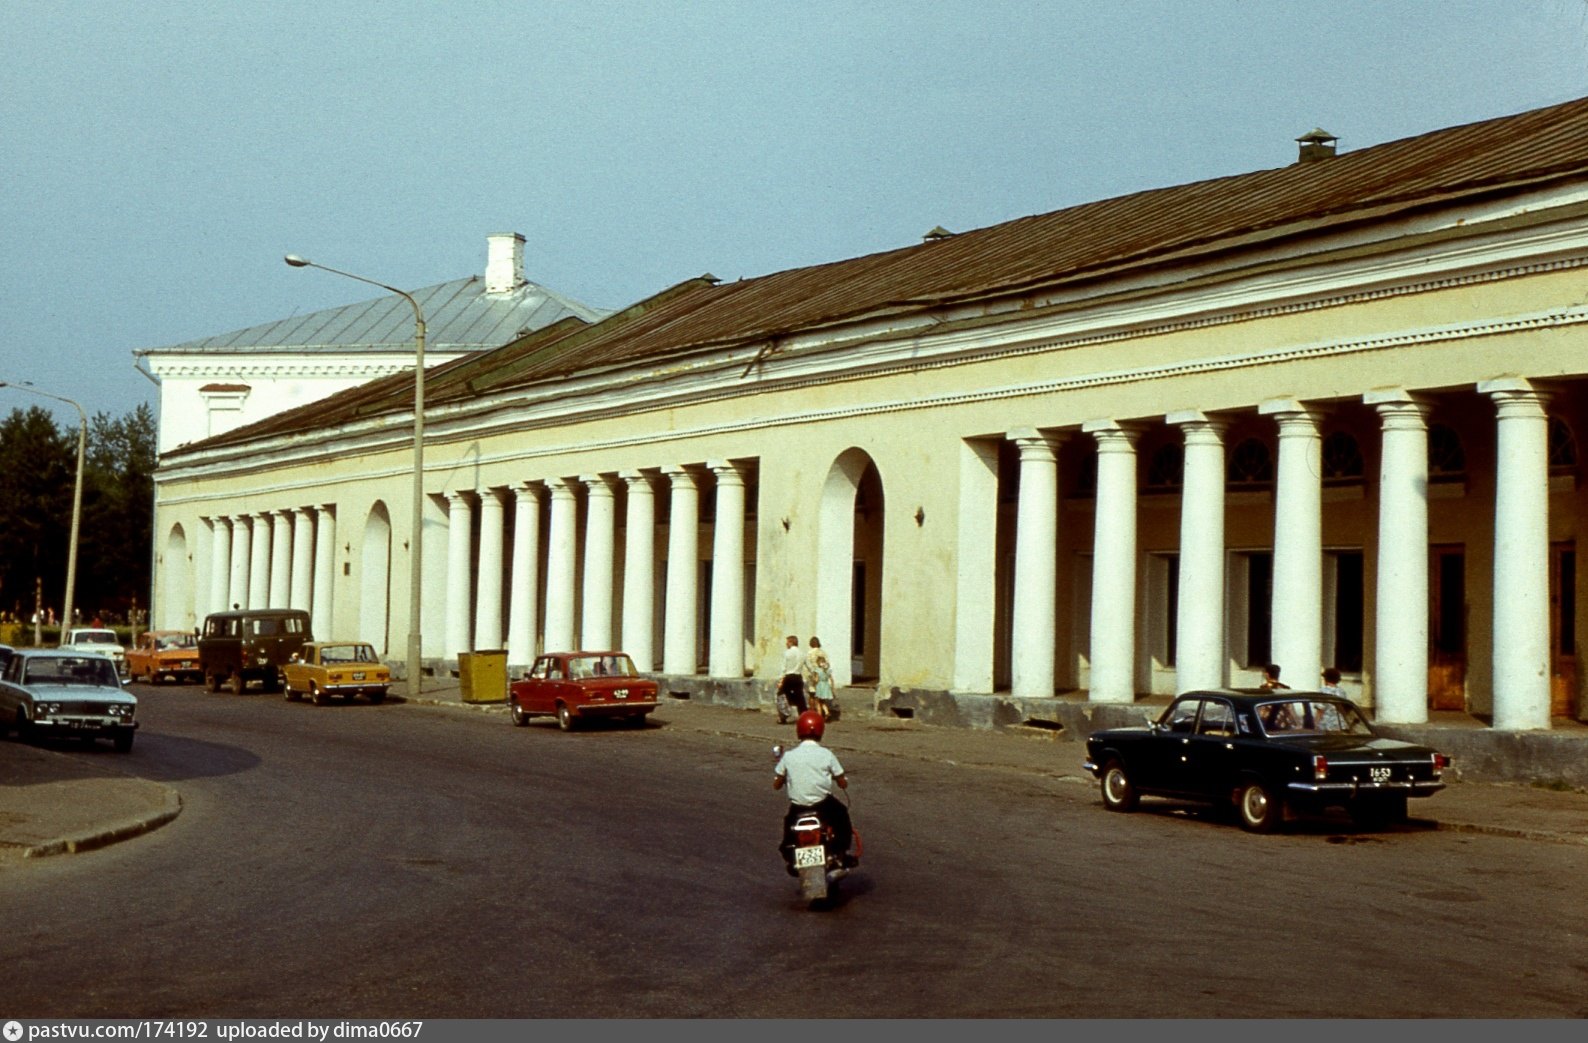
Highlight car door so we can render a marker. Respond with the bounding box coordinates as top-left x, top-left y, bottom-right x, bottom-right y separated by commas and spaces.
1184, 697, 1241, 800
523, 657, 556, 714
1134, 696, 1203, 794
